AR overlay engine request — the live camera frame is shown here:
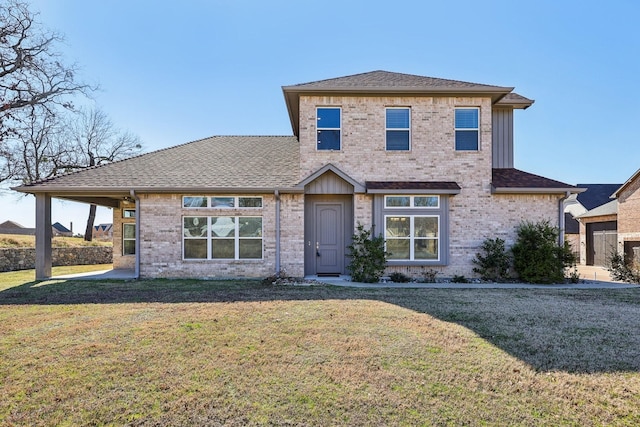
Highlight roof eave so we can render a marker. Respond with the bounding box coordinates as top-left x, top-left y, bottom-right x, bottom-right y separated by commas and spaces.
491, 186, 586, 195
